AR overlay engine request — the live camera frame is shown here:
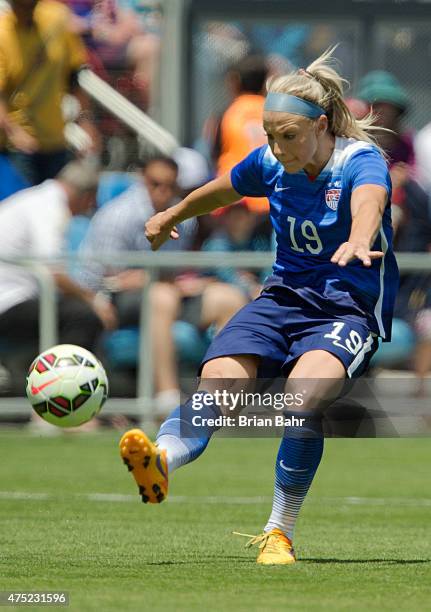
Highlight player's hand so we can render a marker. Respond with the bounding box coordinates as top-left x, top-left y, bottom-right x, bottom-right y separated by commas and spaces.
331, 241, 384, 267
145, 212, 180, 251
